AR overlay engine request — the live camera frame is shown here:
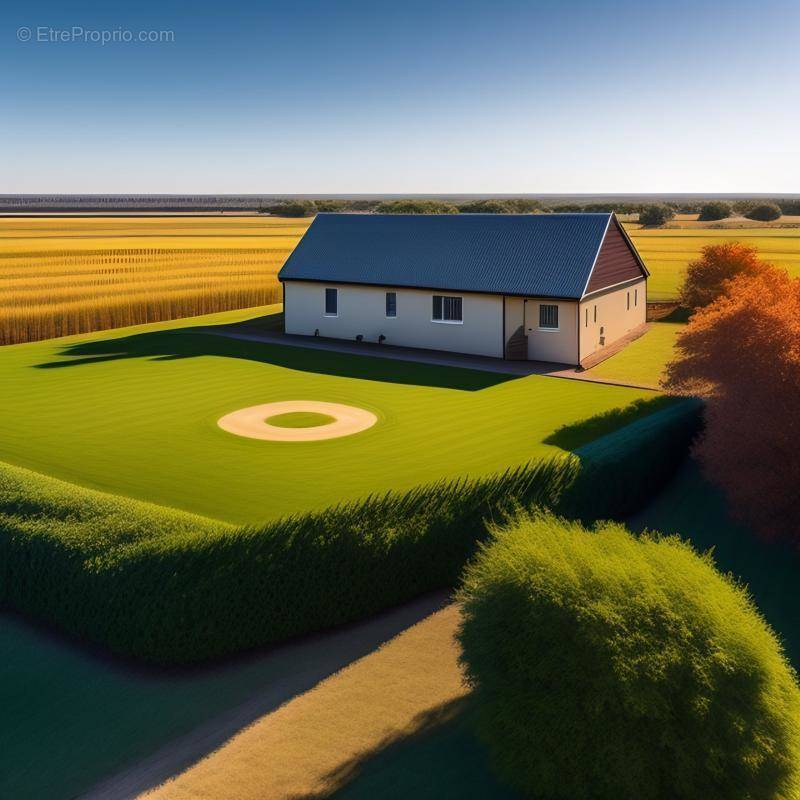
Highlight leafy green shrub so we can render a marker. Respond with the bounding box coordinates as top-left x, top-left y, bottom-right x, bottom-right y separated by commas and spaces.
458, 511, 800, 800
698, 200, 732, 221
745, 203, 782, 222
0, 400, 701, 663
638, 204, 675, 226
